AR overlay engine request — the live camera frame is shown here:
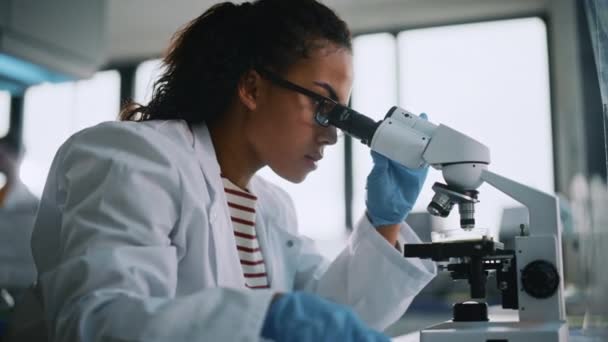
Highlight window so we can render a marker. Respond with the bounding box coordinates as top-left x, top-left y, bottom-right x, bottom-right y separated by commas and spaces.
352, 18, 554, 237
351, 33, 399, 225
134, 59, 164, 105
0, 91, 9, 138
21, 70, 120, 197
